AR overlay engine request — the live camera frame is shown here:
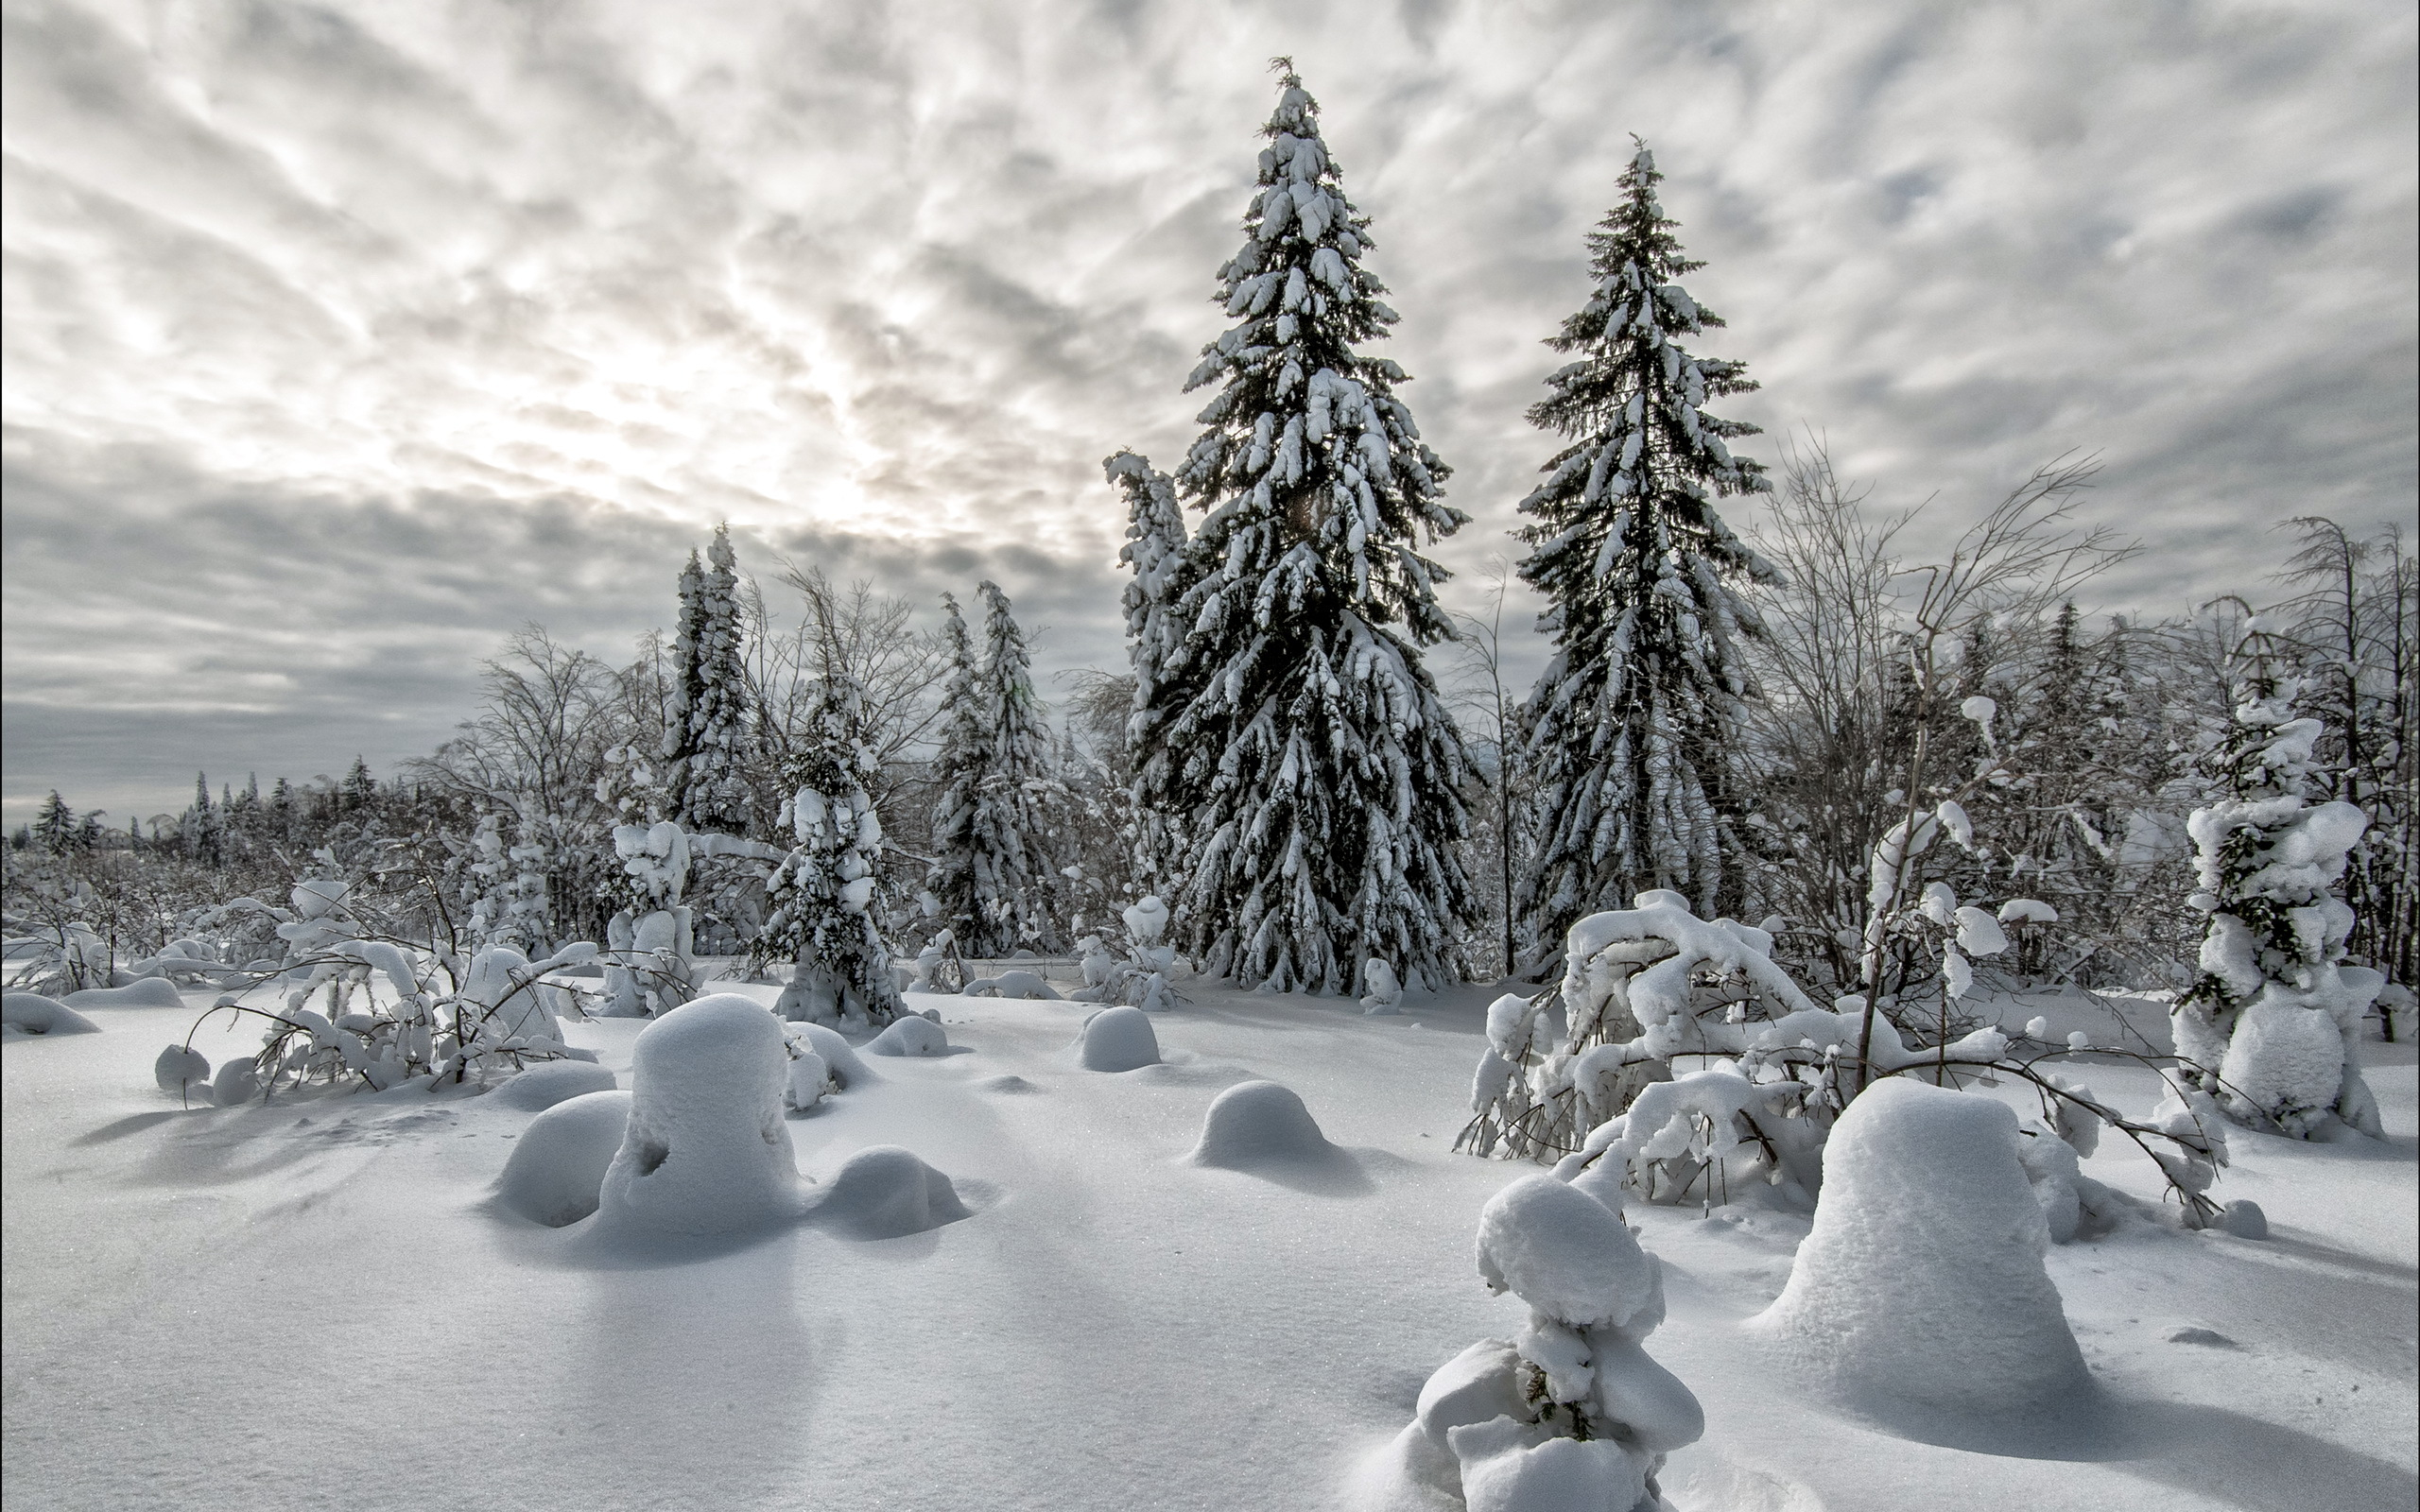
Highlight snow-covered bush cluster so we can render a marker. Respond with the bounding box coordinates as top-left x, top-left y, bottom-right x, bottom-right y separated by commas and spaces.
1466, 889, 2231, 1230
